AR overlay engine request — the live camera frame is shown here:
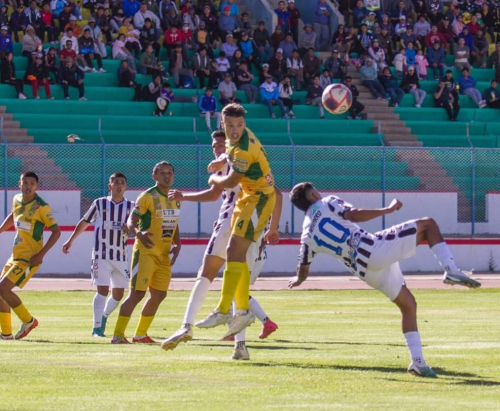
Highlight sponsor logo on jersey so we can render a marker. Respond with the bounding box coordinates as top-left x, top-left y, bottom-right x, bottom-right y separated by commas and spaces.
156, 209, 180, 218
15, 219, 31, 232
104, 221, 125, 230
233, 157, 249, 170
